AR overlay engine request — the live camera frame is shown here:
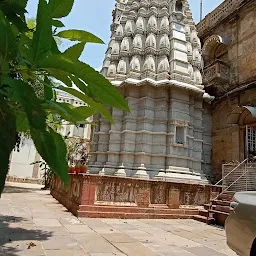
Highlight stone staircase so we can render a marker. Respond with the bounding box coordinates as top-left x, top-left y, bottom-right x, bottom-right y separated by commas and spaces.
193, 191, 234, 225
78, 204, 199, 219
